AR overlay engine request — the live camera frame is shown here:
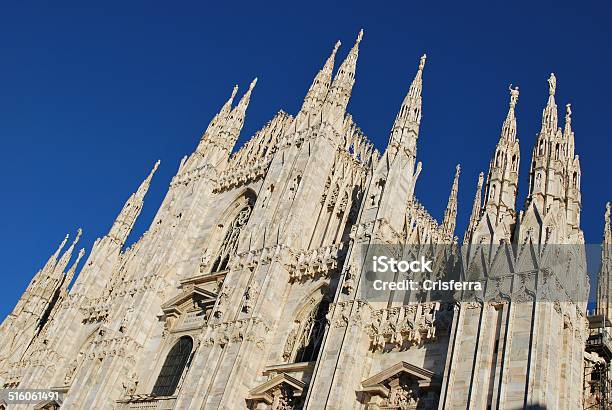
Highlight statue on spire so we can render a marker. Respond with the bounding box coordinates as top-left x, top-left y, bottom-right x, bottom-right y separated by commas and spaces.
509, 84, 519, 108
419, 54, 427, 71
548, 73, 556, 96
566, 103, 572, 123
